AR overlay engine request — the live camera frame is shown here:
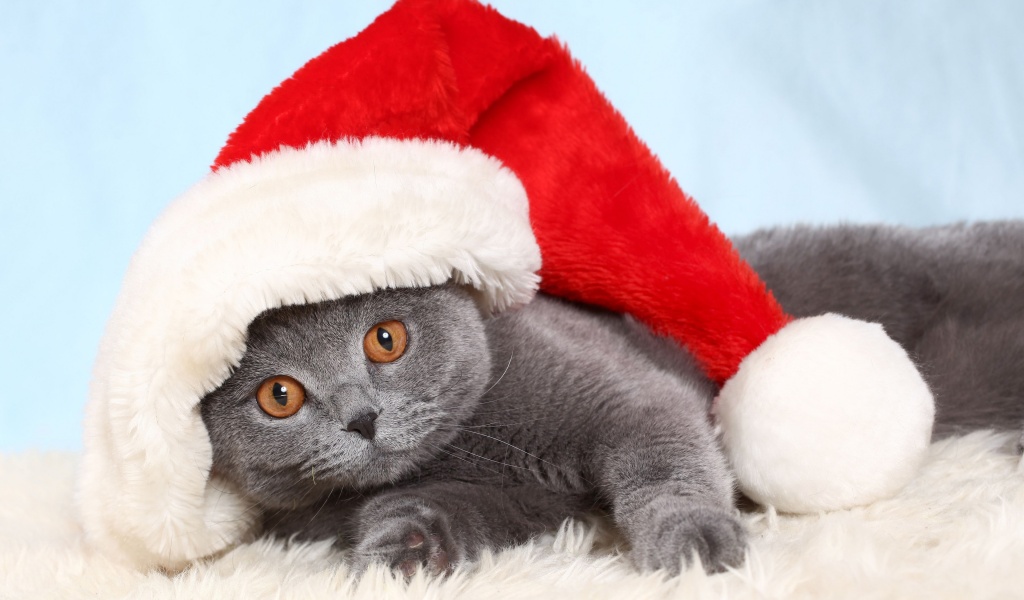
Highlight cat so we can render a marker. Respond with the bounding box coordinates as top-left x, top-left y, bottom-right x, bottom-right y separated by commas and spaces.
200, 221, 1024, 577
